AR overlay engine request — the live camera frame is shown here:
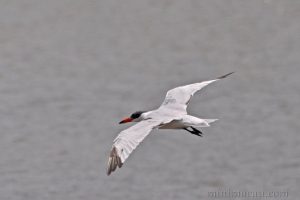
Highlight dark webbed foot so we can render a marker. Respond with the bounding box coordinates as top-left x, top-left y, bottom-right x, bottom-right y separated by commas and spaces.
191, 127, 203, 137
183, 127, 203, 137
